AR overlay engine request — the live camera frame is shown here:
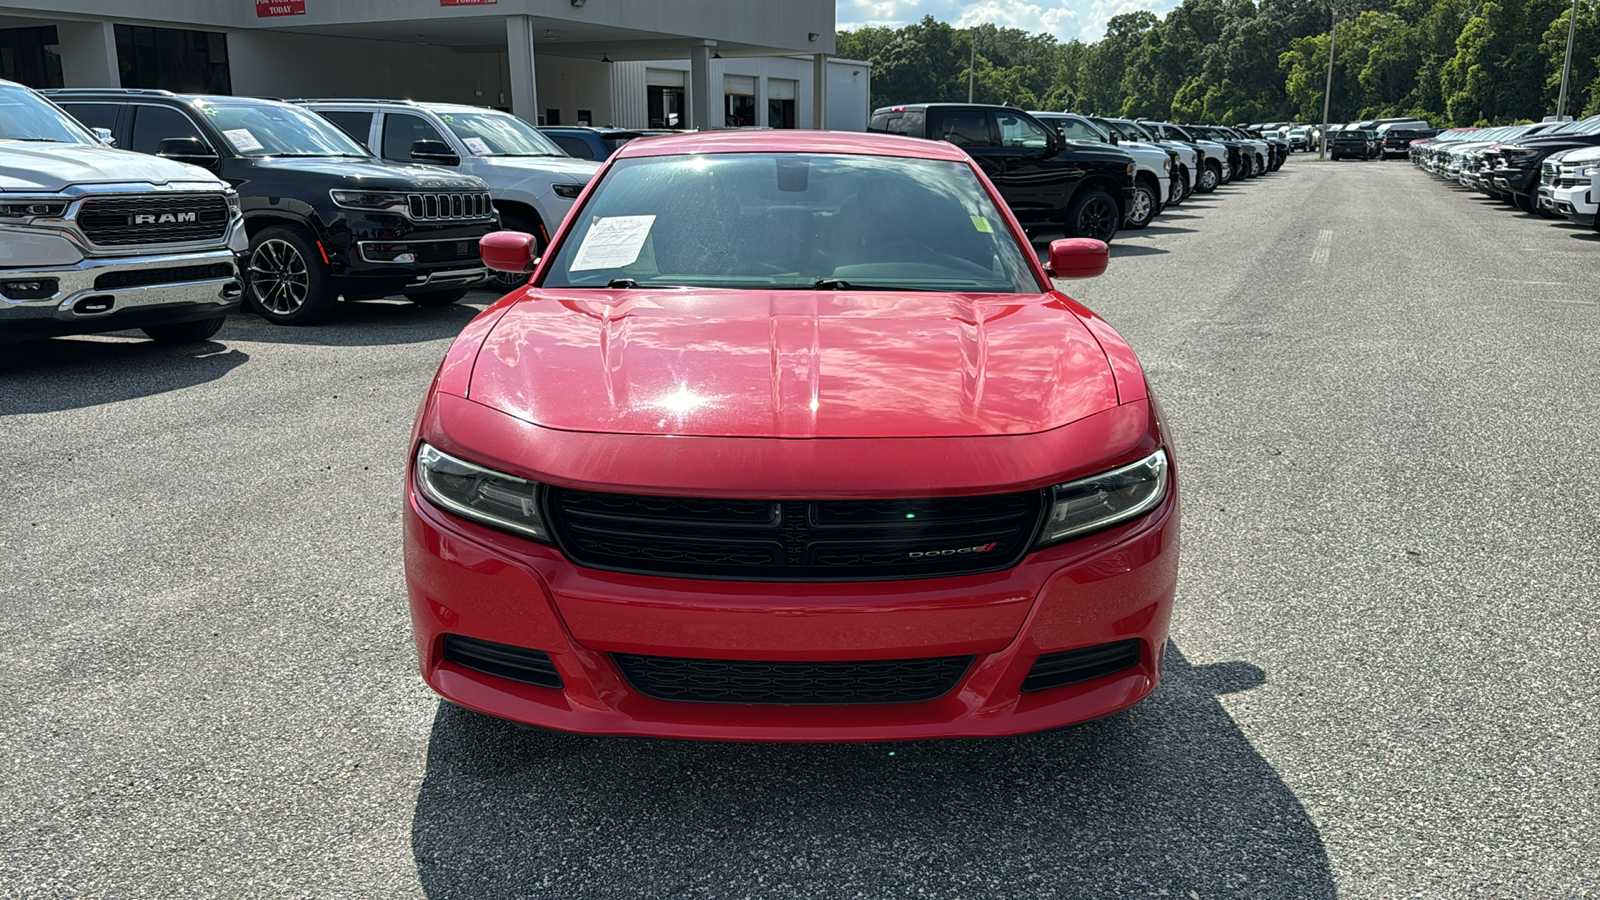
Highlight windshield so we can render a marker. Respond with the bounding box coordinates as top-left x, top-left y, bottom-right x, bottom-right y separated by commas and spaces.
196, 100, 370, 157
542, 153, 1039, 293
0, 84, 95, 144
437, 110, 565, 157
